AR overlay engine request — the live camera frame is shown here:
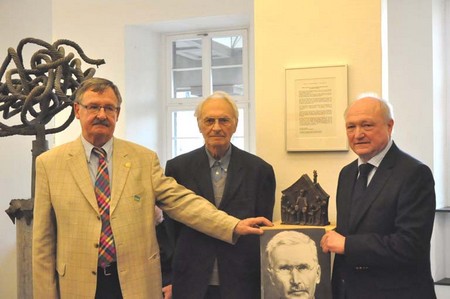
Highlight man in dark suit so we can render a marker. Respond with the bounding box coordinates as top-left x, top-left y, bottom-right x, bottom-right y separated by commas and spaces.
162, 91, 276, 299
320, 94, 436, 299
